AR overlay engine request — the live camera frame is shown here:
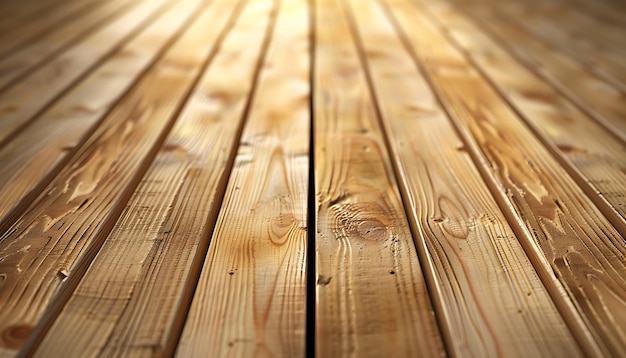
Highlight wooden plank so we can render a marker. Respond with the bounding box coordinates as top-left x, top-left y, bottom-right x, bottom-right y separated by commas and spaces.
453, 0, 626, 142
0, 0, 198, 246
421, 0, 626, 246
32, 0, 272, 355
176, 0, 309, 356
0, 0, 100, 58
385, 0, 626, 355
0, 0, 170, 147
313, 0, 445, 356
0, 0, 237, 353
345, 0, 583, 356
0, 0, 134, 91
